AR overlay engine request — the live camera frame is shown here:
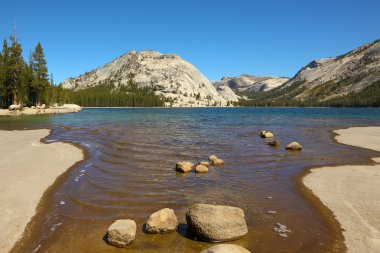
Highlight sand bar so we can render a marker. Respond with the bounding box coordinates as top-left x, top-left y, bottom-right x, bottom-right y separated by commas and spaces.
304, 127, 380, 253
0, 129, 83, 253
